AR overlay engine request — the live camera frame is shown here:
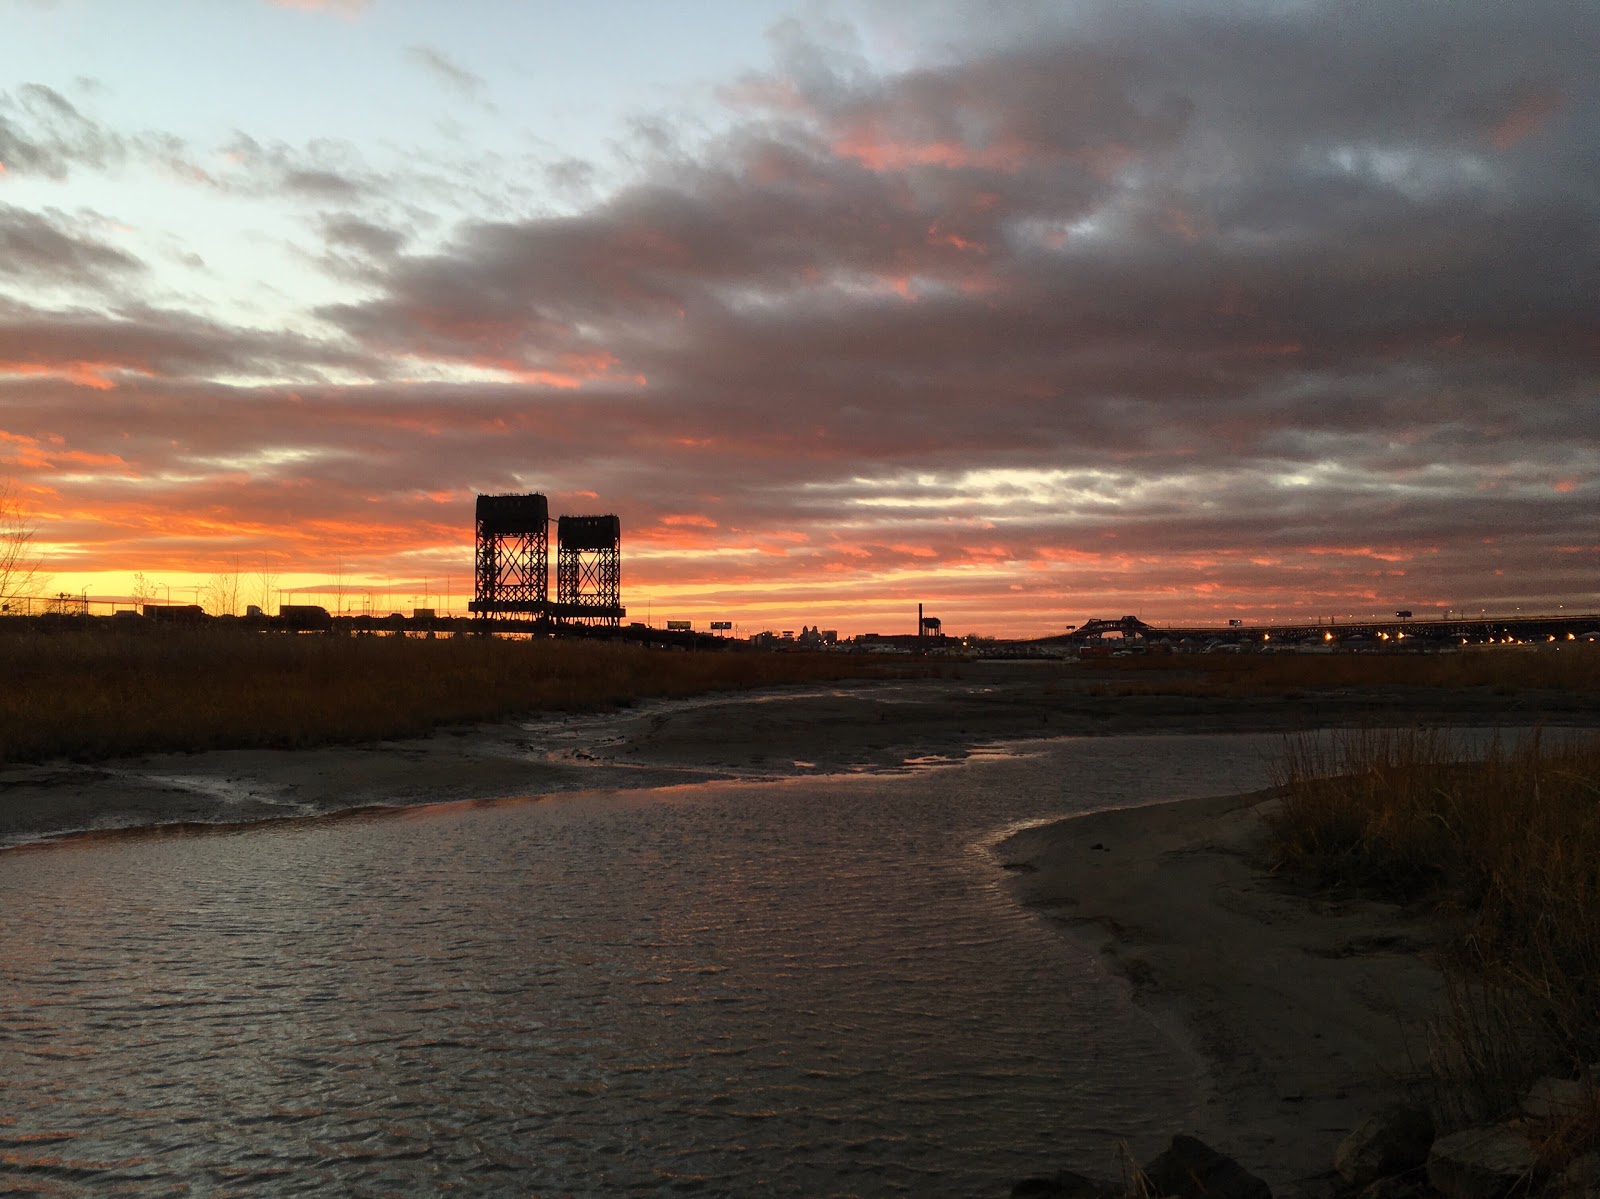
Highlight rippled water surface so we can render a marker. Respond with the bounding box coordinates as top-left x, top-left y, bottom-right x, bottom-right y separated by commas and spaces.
1, 733, 1283, 1196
